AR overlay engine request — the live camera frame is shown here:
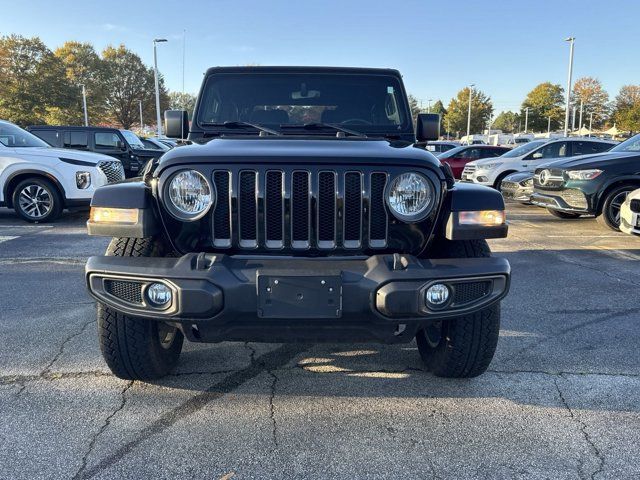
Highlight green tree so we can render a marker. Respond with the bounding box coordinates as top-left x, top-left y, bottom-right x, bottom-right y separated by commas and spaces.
443, 87, 493, 137
407, 94, 421, 119
54, 41, 106, 124
521, 82, 564, 132
571, 77, 610, 129
612, 85, 640, 133
492, 111, 520, 133
101, 44, 169, 129
430, 99, 446, 116
168, 91, 197, 119
0, 35, 74, 126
